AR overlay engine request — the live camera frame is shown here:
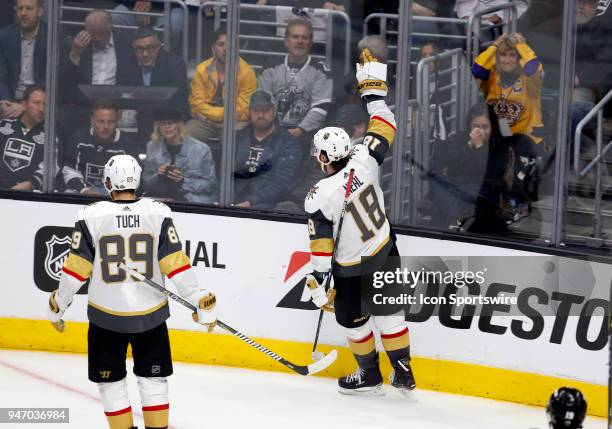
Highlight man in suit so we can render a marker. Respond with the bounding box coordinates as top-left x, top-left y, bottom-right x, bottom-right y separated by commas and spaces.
62, 9, 134, 97
126, 27, 189, 120
0, 0, 47, 119
60, 9, 135, 132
